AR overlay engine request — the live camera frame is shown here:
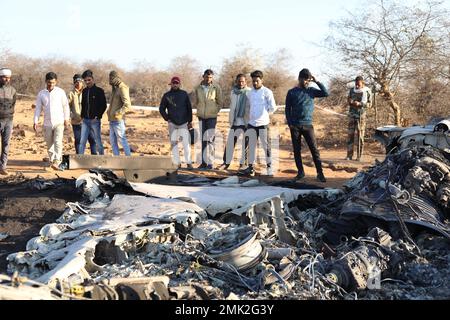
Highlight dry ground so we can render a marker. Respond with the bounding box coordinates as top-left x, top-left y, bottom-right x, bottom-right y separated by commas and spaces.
4, 100, 385, 187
